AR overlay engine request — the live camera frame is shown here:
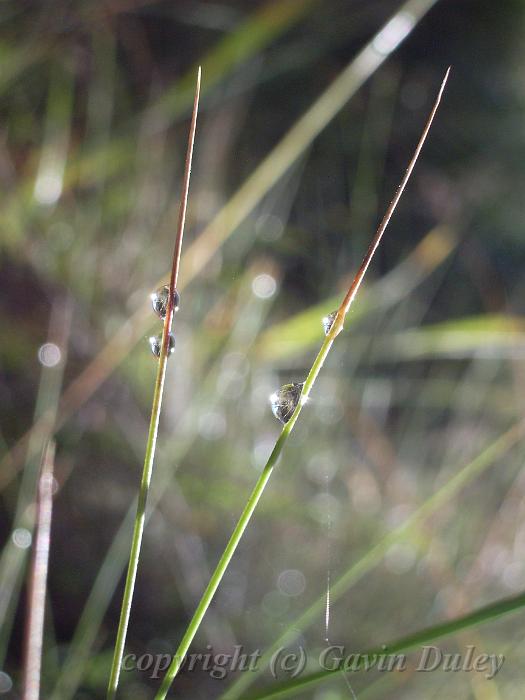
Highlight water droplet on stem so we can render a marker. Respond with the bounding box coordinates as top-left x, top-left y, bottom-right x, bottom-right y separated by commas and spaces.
151, 285, 180, 319
149, 332, 176, 358
270, 382, 304, 424
322, 310, 338, 336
